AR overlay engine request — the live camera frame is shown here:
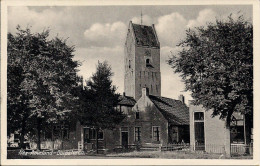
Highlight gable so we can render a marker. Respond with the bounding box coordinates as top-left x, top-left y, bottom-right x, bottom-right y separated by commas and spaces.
132, 94, 168, 123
